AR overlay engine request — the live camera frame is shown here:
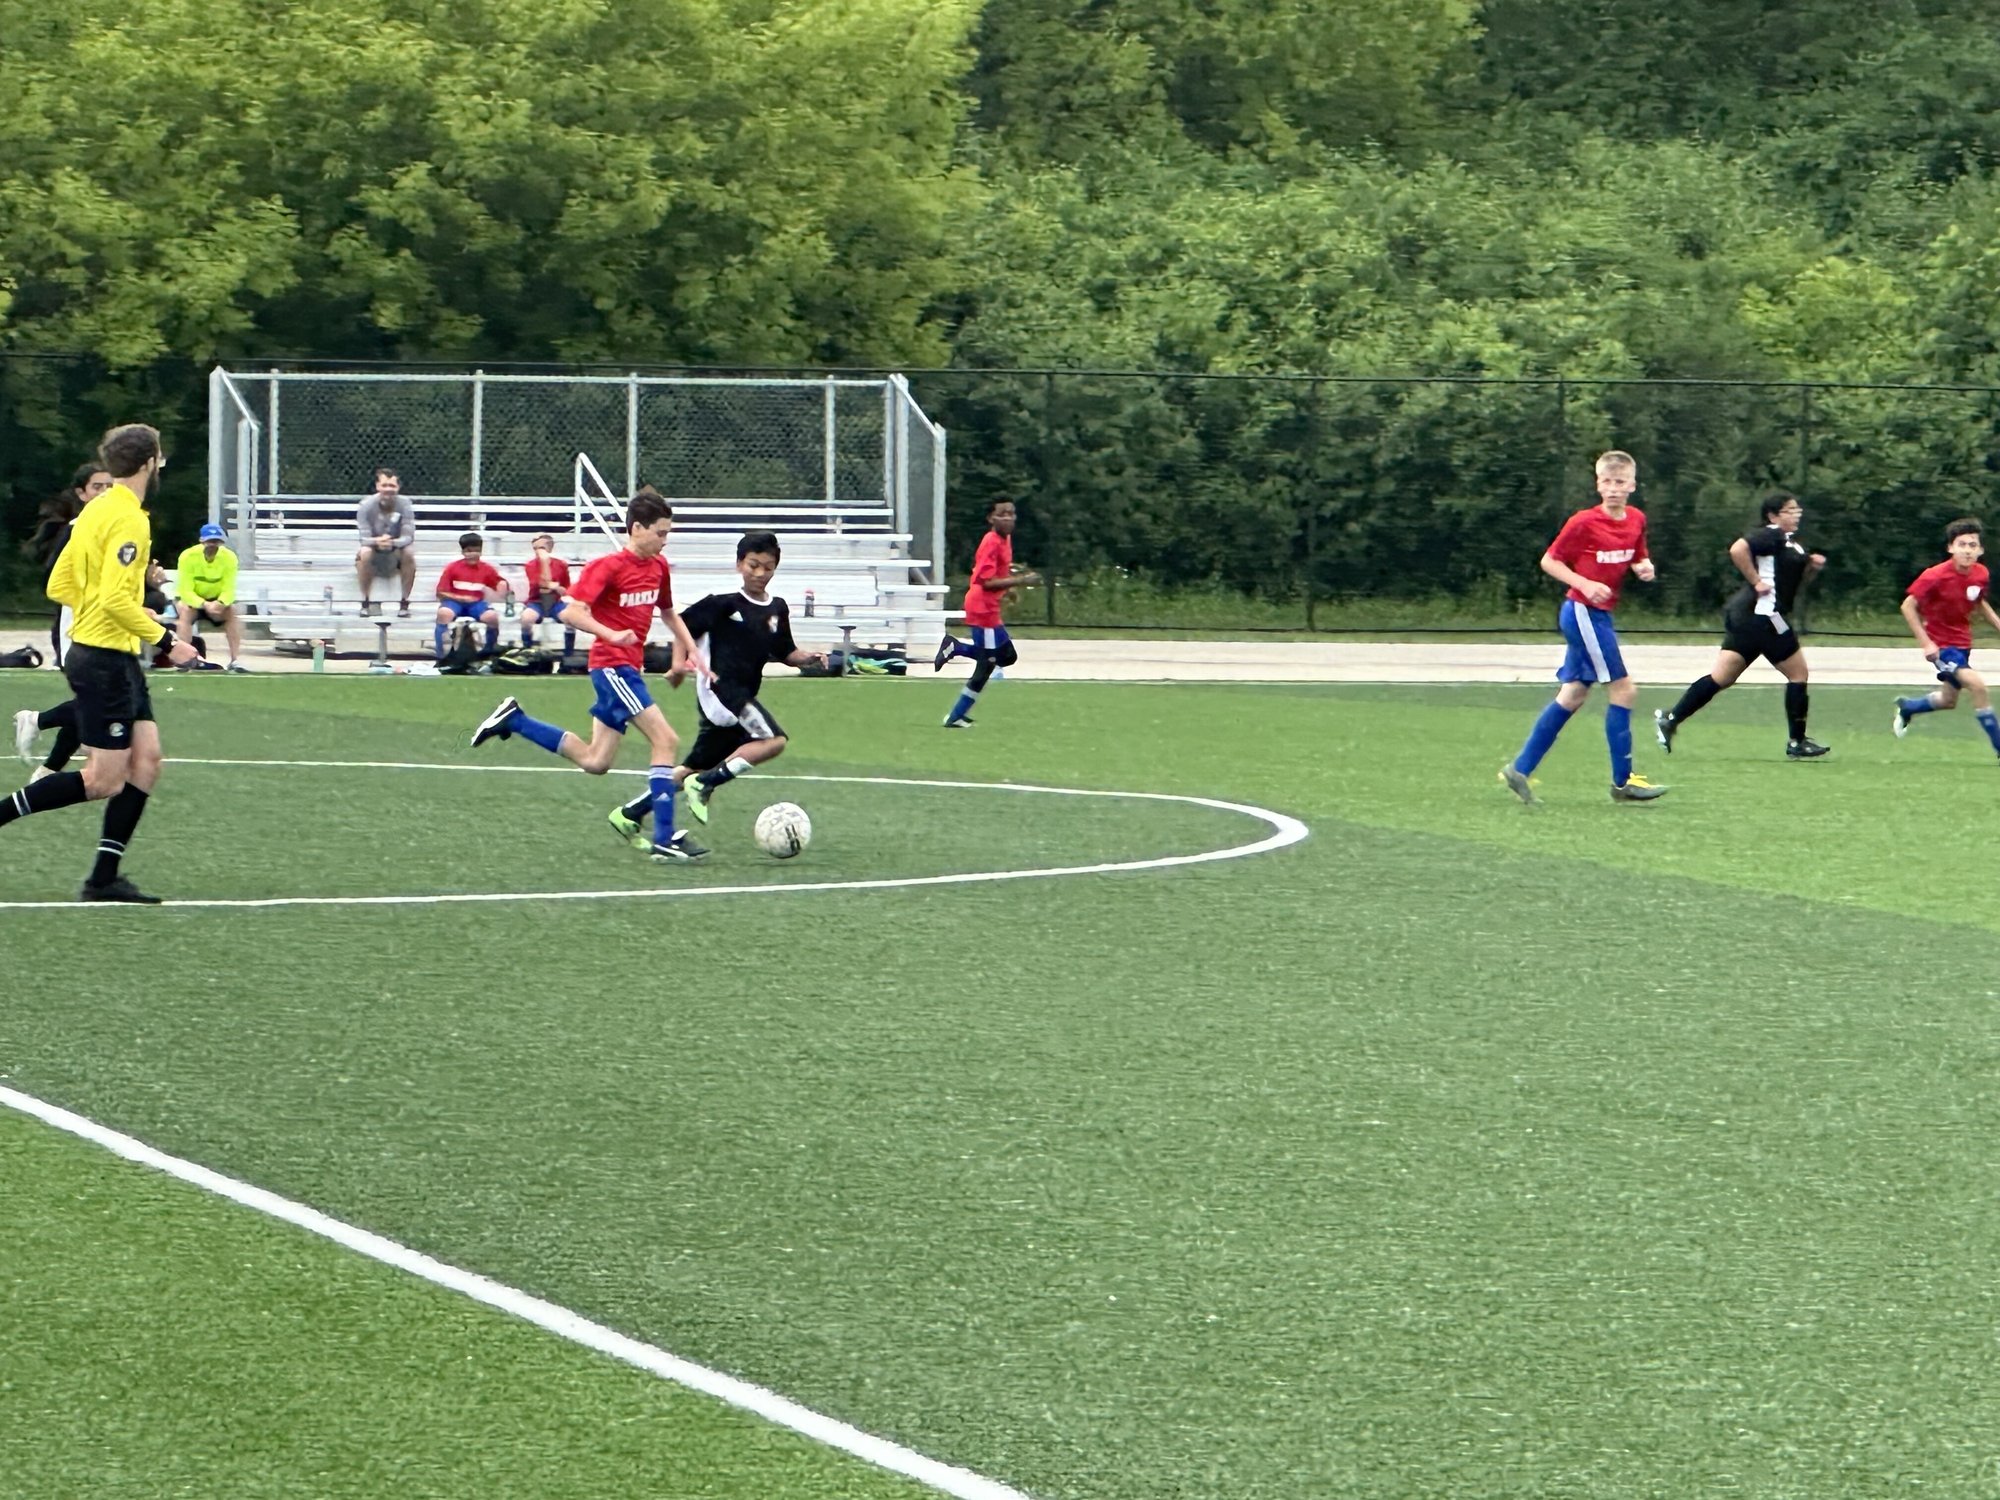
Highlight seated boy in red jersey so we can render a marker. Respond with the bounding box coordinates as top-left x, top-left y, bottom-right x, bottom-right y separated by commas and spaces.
518, 532, 576, 654
433, 532, 509, 661
934, 498, 1039, 728
1499, 450, 1667, 806
469, 490, 712, 862
1892, 518, 2000, 756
